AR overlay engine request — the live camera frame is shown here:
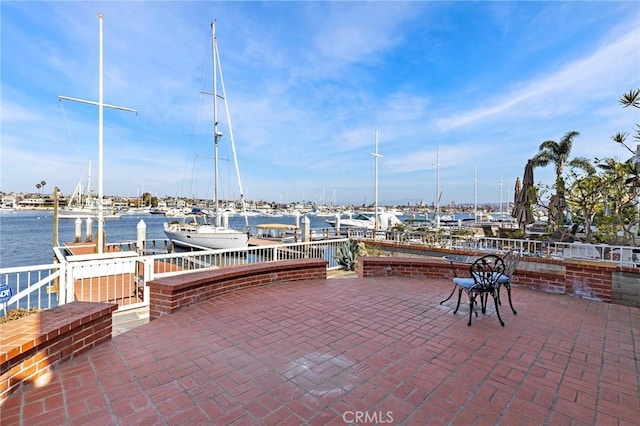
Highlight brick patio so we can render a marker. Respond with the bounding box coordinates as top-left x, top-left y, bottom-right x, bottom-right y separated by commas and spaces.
1, 276, 638, 425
